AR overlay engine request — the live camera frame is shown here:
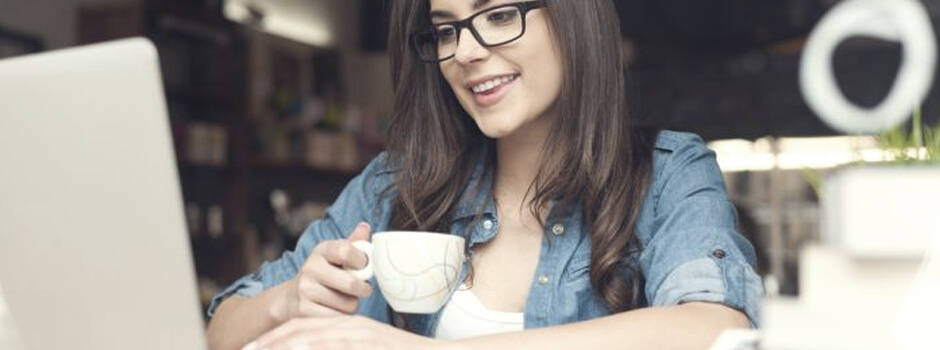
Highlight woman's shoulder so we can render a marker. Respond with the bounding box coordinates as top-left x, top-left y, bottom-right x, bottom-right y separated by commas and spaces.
362, 151, 395, 176
648, 129, 719, 182
651, 129, 708, 154
353, 152, 398, 192
641, 130, 729, 222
